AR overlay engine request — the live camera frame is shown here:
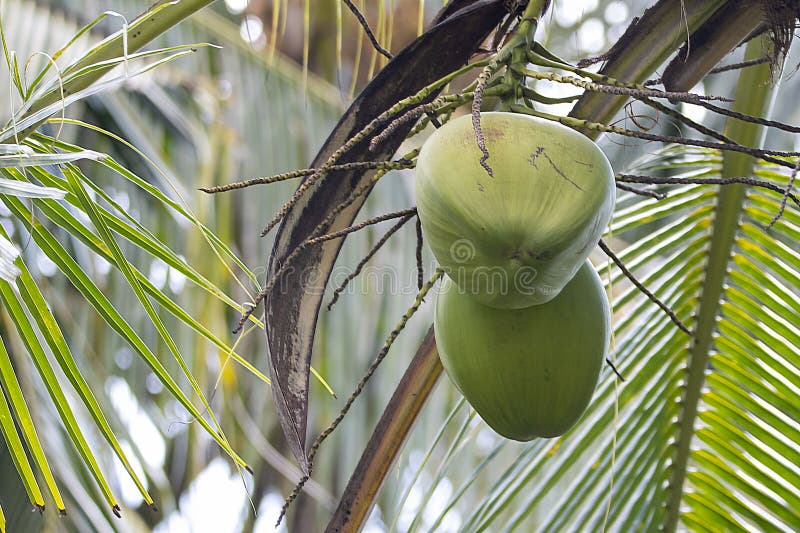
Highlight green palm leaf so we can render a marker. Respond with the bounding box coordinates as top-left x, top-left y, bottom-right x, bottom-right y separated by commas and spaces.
0, 356, 45, 511
0, 274, 120, 513
0, 0, 345, 525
